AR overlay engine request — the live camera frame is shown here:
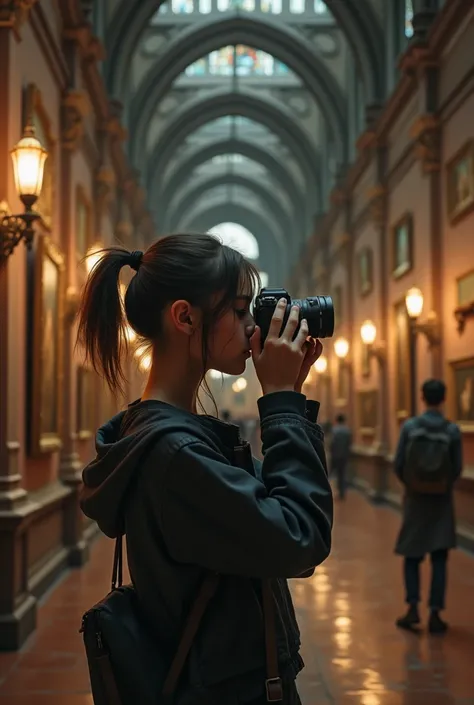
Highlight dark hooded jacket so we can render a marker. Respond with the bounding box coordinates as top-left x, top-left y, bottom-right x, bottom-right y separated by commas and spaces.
81, 390, 333, 702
